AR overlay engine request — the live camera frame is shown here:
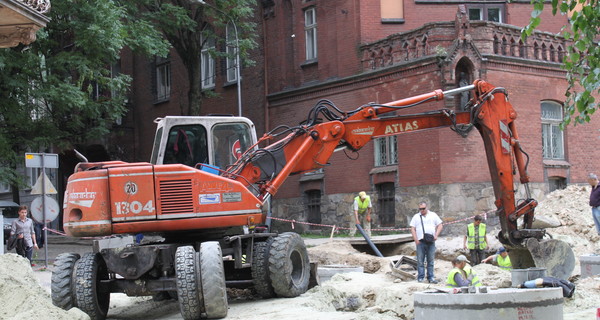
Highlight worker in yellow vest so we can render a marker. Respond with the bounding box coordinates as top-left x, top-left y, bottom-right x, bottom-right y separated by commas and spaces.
482, 246, 512, 270
349, 191, 372, 237
463, 214, 488, 265
446, 255, 481, 287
